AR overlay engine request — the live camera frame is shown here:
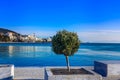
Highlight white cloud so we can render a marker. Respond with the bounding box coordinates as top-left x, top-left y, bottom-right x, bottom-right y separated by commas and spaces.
78, 30, 120, 43
68, 20, 120, 43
